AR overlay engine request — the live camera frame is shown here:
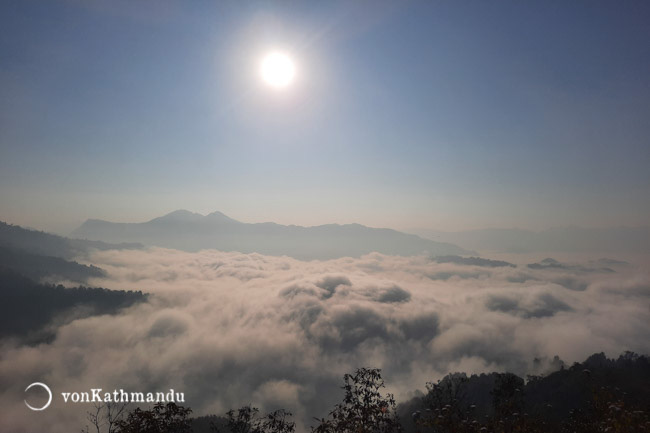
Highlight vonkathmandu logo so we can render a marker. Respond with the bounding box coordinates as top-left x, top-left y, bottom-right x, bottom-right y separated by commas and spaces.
24, 382, 184, 411
24, 382, 52, 411
61, 388, 185, 404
